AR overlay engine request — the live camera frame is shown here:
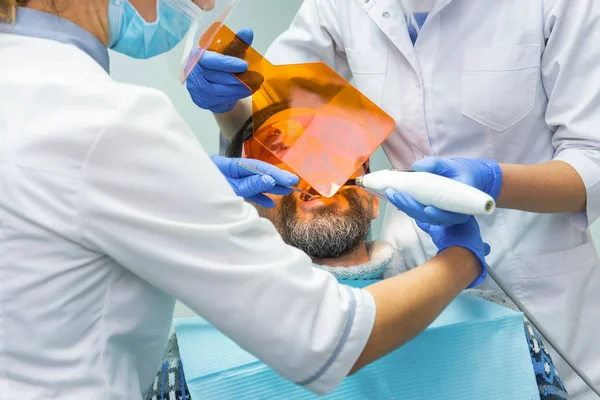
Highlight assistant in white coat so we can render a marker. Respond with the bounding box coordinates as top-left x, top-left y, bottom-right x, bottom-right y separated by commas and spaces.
0, 7, 374, 398
212, 0, 600, 398
0, 2, 488, 399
